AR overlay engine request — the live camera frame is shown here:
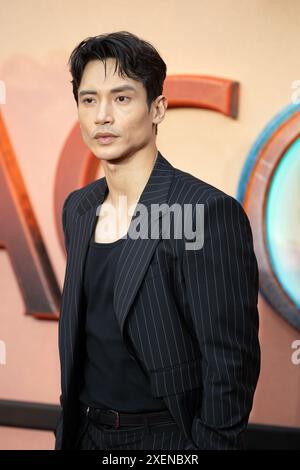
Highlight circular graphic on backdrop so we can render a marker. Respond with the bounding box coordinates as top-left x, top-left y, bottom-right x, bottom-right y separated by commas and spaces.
266, 138, 300, 309
237, 103, 300, 330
